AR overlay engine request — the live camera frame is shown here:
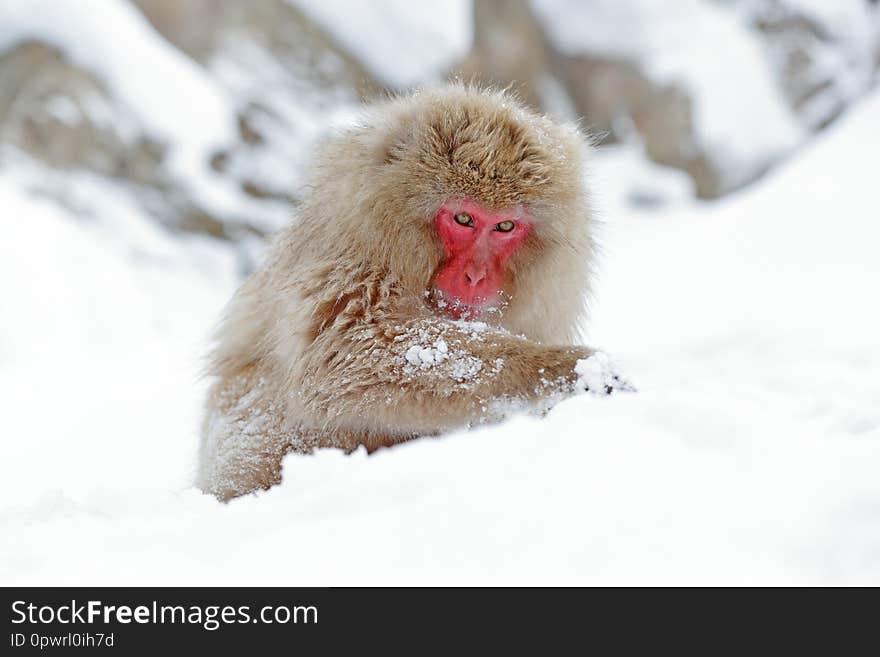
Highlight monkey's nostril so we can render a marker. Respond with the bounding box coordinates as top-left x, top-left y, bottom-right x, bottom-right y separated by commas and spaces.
464, 269, 486, 287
